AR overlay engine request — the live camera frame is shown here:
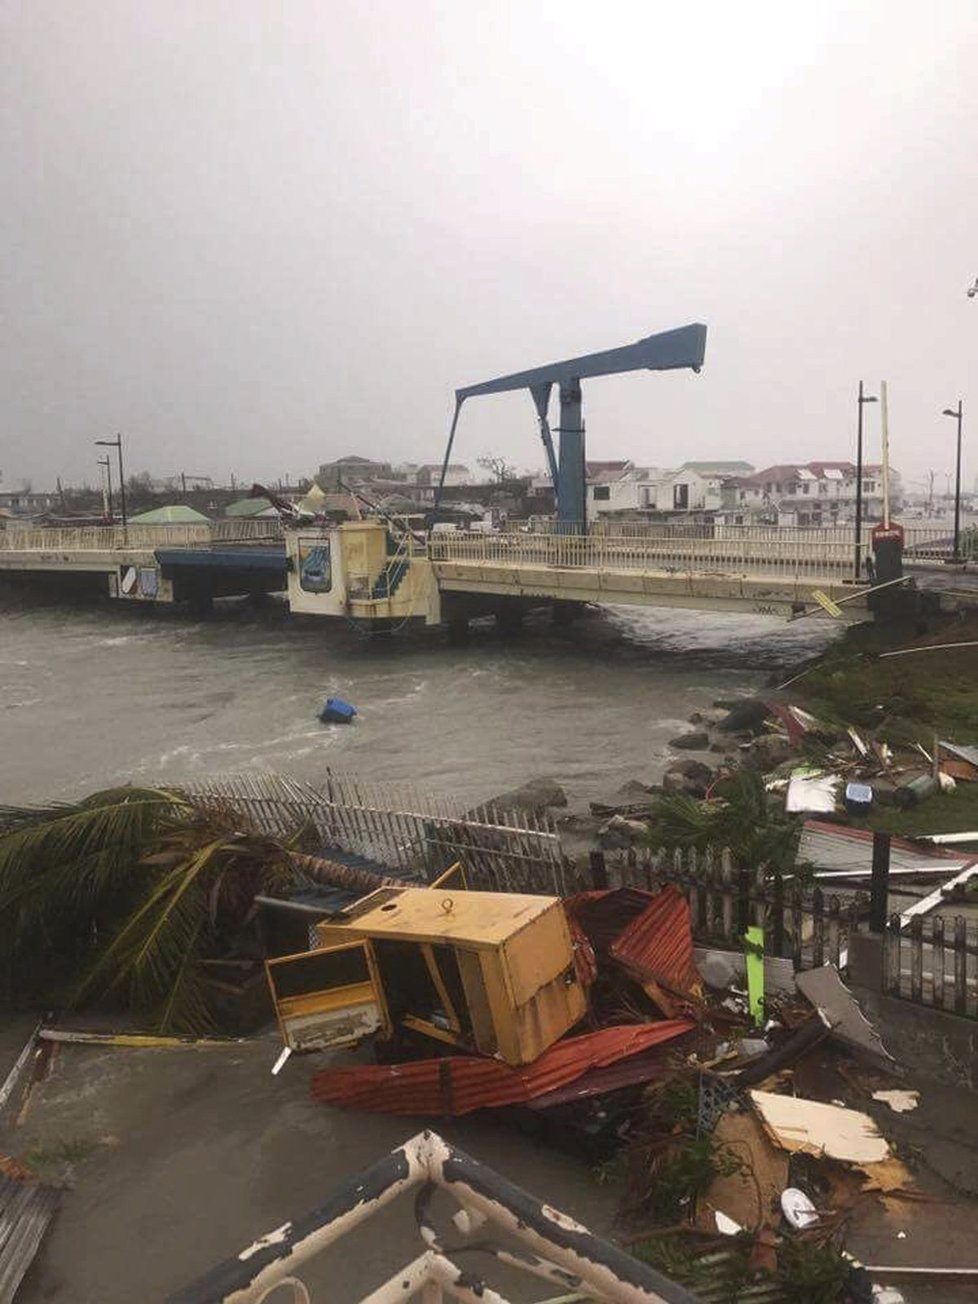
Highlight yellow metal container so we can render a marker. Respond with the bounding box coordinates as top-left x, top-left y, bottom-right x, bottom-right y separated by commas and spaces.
266, 887, 585, 1066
